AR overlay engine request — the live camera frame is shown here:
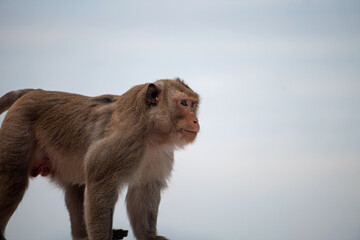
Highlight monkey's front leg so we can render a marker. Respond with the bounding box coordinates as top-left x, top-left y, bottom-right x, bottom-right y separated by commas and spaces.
112, 229, 128, 240
126, 182, 169, 240
84, 180, 119, 240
